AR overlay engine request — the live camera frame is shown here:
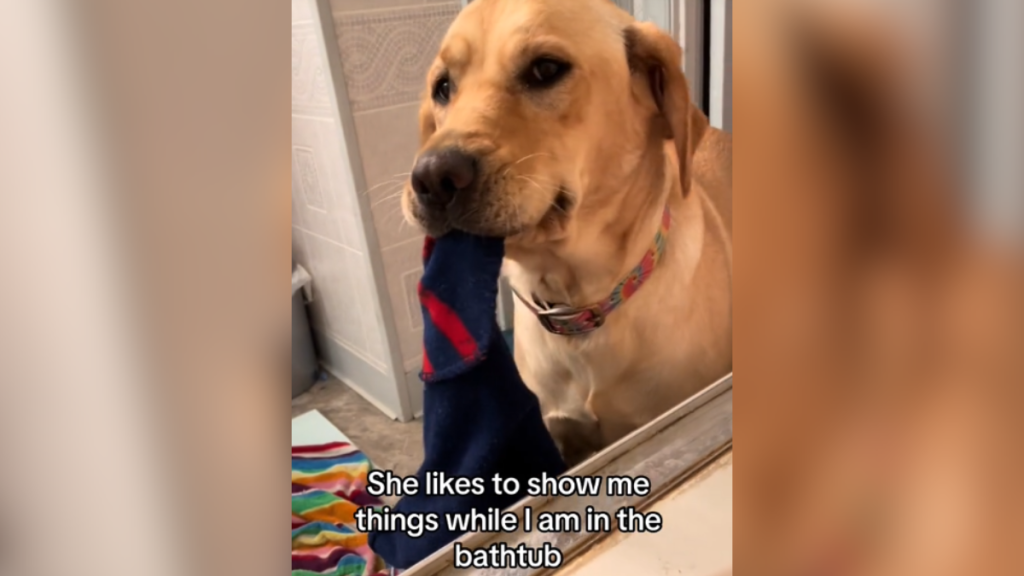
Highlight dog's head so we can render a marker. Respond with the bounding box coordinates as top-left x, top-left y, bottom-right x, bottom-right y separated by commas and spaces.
402, 0, 707, 238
